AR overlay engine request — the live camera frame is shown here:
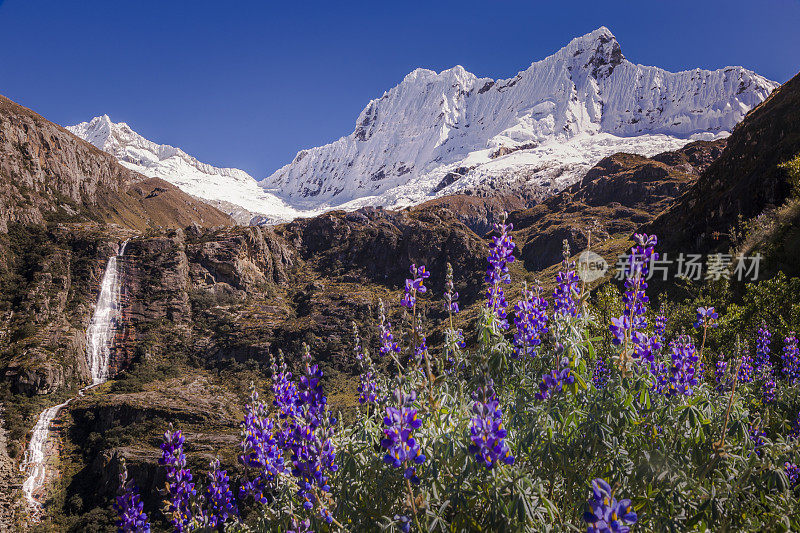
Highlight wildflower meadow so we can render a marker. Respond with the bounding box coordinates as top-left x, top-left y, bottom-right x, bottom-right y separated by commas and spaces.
115, 217, 800, 532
